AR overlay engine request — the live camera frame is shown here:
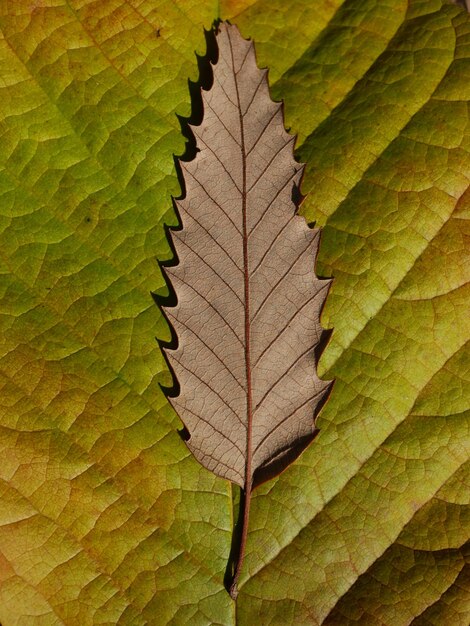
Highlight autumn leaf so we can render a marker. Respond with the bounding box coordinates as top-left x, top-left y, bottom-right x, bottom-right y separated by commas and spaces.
0, 1, 469, 625
162, 22, 332, 598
